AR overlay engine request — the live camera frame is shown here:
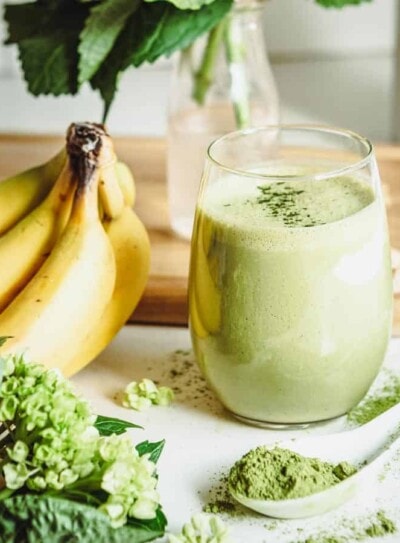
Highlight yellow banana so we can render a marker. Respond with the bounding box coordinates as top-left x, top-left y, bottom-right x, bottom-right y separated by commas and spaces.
64, 206, 150, 376
0, 149, 66, 235
115, 161, 136, 207
0, 161, 76, 312
0, 125, 116, 372
0, 146, 132, 235
98, 133, 125, 219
